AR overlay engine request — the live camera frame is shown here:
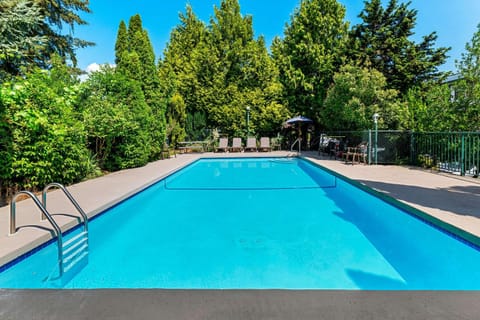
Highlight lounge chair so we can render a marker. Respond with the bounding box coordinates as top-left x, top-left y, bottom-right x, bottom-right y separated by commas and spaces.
230, 137, 243, 152
215, 137, 229, 152
259, 137, 271, 152
244, 137, 257, 152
